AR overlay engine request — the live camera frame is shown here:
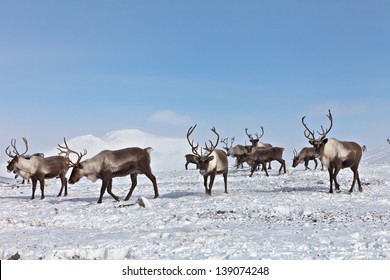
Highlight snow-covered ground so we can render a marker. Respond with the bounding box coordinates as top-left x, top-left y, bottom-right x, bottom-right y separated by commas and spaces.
0, 130, 389, 260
